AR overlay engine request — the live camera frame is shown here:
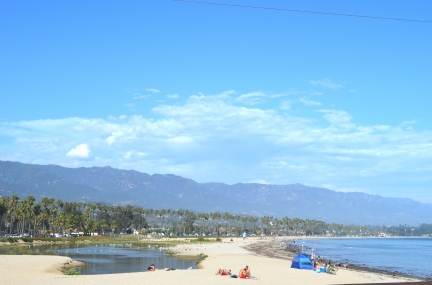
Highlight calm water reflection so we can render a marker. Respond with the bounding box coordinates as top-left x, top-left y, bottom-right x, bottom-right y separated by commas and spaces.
0, 244, 198, 275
